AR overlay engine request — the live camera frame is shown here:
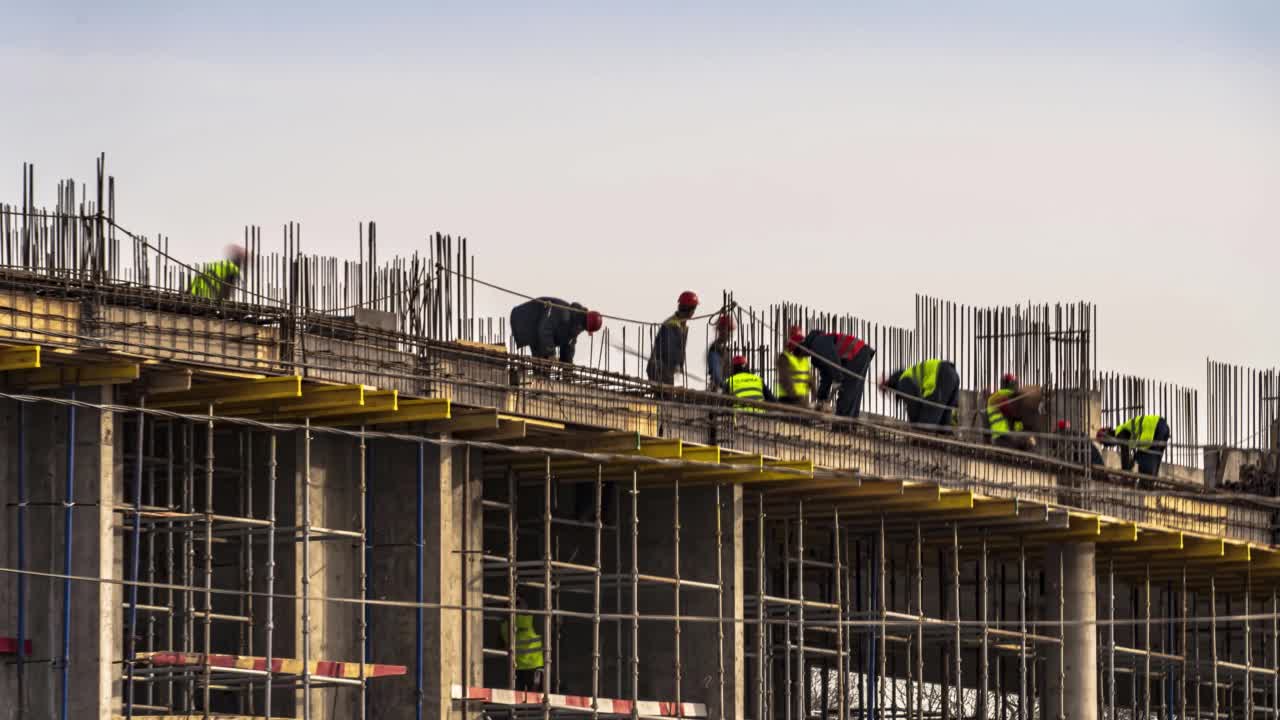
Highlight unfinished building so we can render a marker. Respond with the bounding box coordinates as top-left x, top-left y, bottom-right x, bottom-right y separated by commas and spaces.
2, 159, 1279, 720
